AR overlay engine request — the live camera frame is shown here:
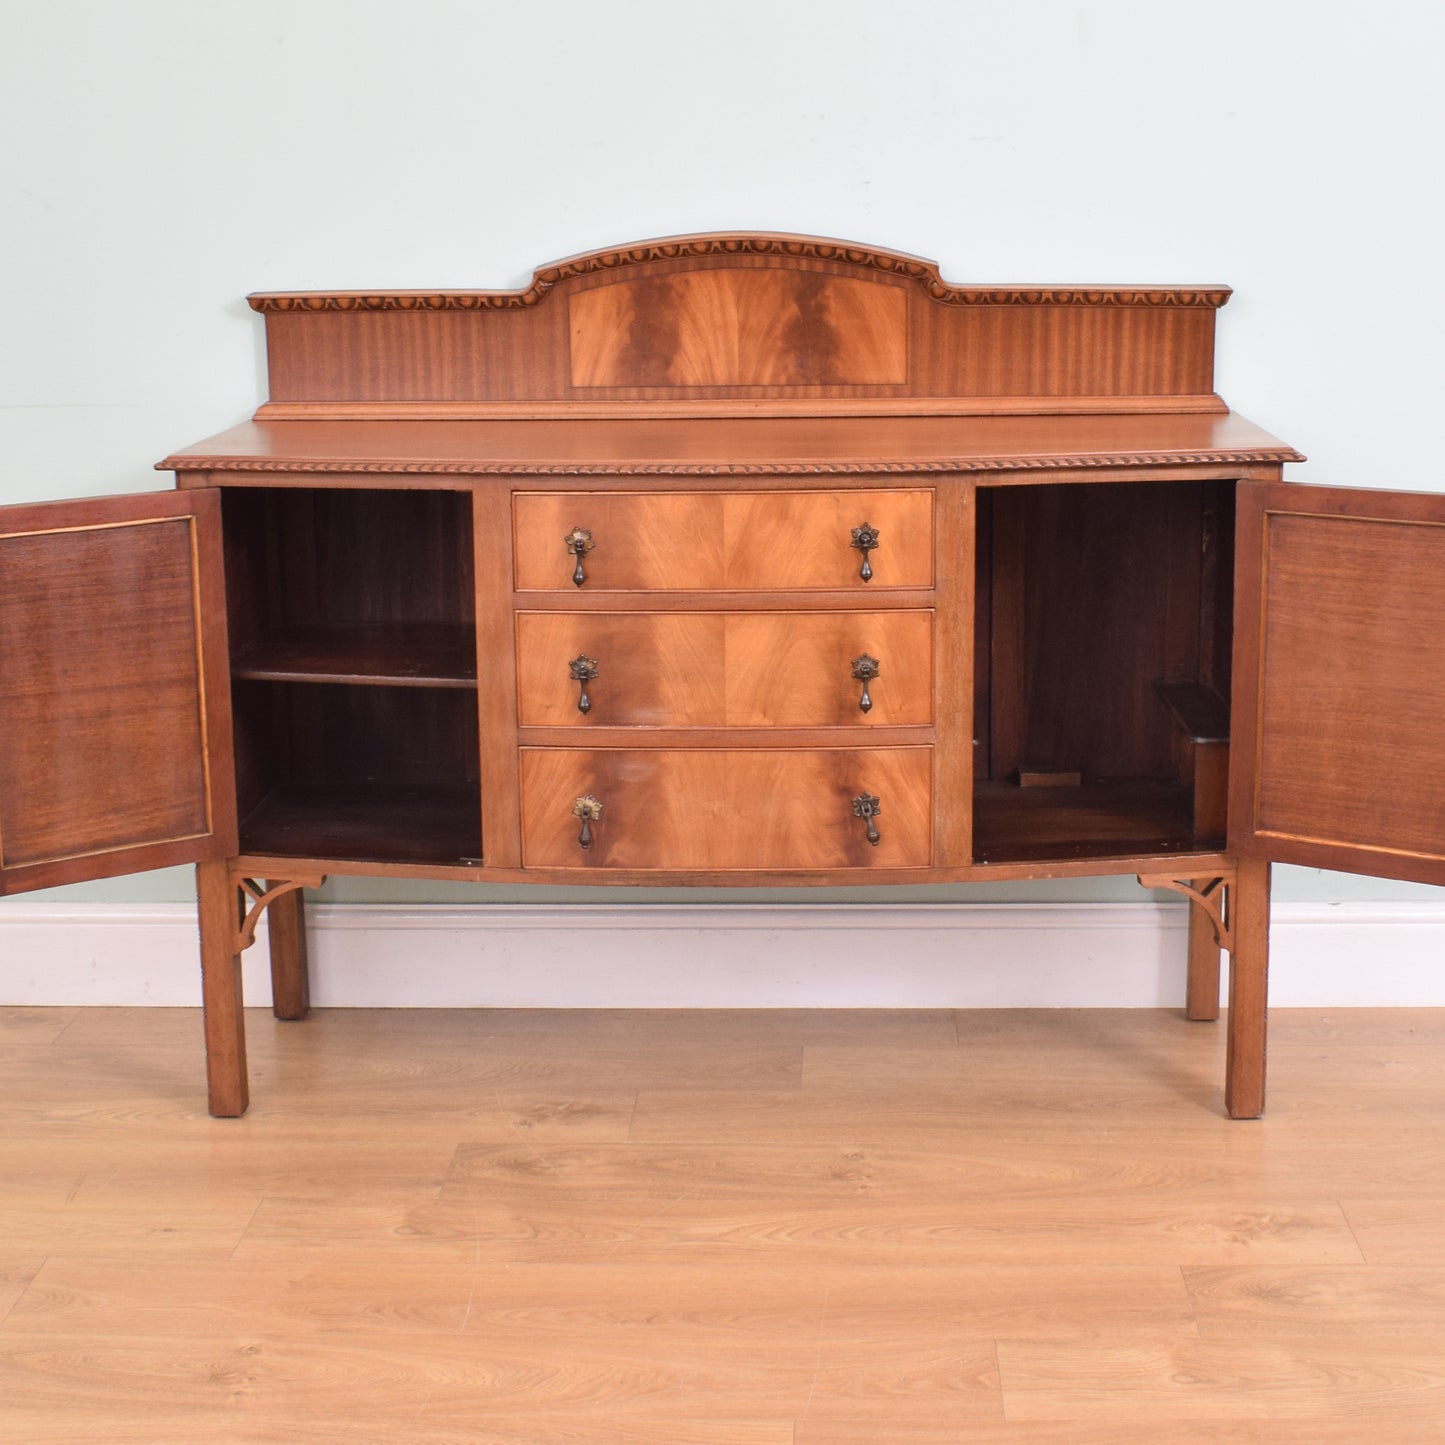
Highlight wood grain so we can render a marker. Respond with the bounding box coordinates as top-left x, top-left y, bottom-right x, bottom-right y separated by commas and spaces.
1230, 481, 1445, 887
512, 488, 934, 591
5, 1007, 1445, 1438
0, 491, 235, 894
247, 232, 1225, 416
515, 610, 933, 727
569, 267, 909, 388
519, 746, 933, 870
